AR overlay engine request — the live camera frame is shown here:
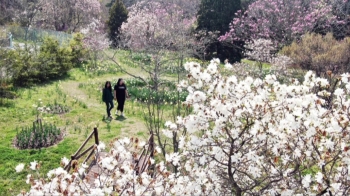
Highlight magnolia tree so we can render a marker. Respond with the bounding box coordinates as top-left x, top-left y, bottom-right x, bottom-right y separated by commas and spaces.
19, 59, 350, 195
81, 19, 110, 69
242, 38, 293, 79
119, 1, 195, 52
219, 0, 343, 46
244, 38, 275, 71
35, 0, 101, 32
113, 1, 196, 158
